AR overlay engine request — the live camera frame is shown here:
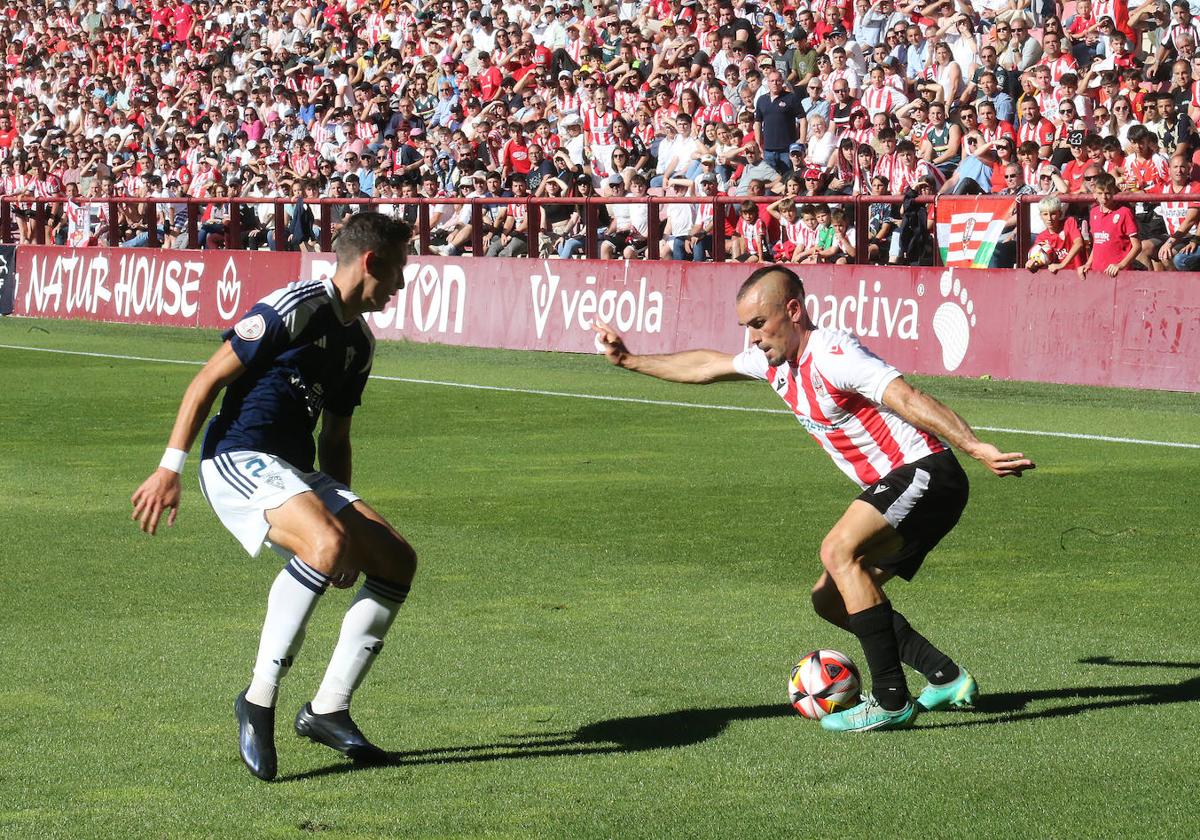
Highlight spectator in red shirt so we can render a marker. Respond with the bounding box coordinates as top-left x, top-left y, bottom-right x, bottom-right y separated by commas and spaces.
1079, 172, 1141, 277
477, 52, 504, 102
500, 122, 532, 178
1027, 195, 1086, 272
